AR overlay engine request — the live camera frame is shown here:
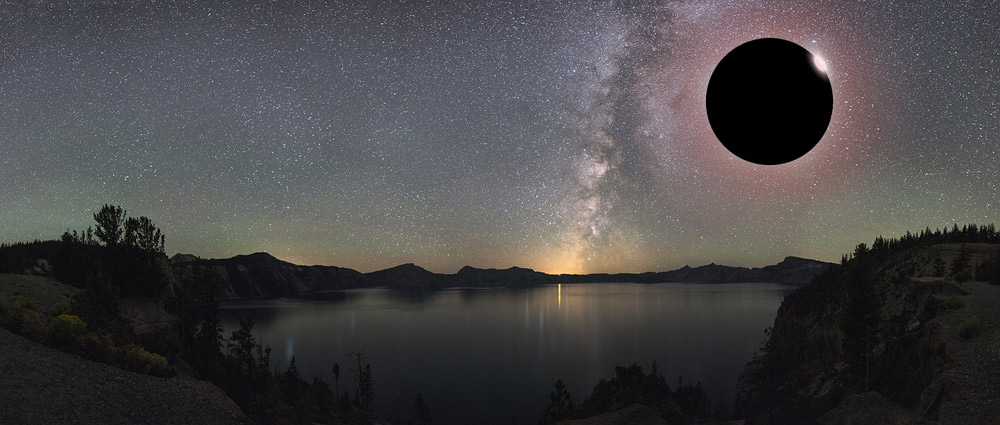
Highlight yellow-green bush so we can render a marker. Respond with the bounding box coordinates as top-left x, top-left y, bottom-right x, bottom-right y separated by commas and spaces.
119, 344, 170, 376
49, 314, 87, 345
0, 295, 48, 340
19, 309, 48, 340
2, 296, 171, 377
